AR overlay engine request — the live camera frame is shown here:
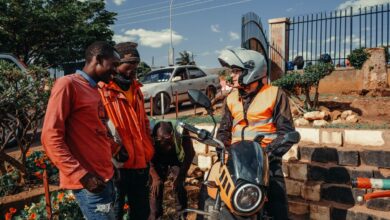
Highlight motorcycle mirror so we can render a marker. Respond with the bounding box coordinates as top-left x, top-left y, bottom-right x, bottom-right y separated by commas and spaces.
188, 89, 212, 113
282, 131, 301, 144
